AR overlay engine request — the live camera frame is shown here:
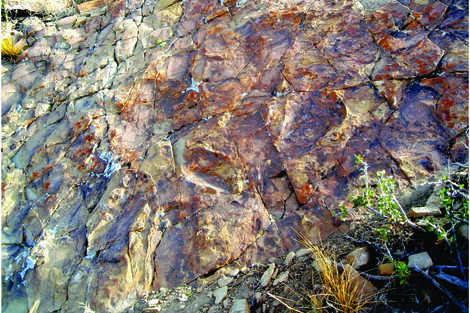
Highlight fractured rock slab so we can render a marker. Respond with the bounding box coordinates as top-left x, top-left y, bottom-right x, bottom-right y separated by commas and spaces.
260, 263, 276, 287
408, 252, 434, 270
347, 247, 371, 269
409, 206, 442, 219
1, 0, 468, 312
230, 299, 250, 313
